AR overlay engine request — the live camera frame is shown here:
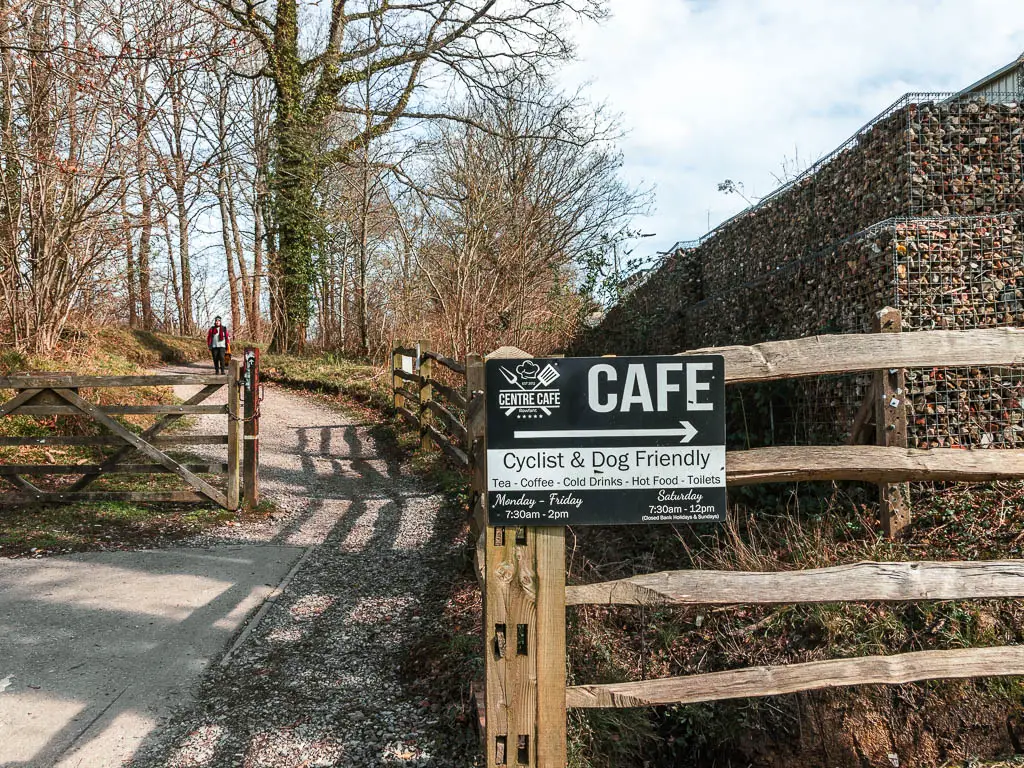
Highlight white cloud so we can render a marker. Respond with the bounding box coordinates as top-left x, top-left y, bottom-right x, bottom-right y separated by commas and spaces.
558, 0, 1024, 252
